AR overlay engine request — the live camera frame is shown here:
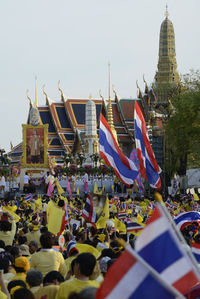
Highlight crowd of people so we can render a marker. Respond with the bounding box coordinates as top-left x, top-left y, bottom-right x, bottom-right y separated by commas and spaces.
0, 181, 199, 298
